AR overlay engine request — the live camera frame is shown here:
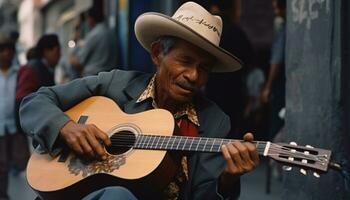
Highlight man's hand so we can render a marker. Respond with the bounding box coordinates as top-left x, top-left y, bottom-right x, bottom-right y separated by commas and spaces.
60, 120, 111, 160
219, 133, 259, 195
